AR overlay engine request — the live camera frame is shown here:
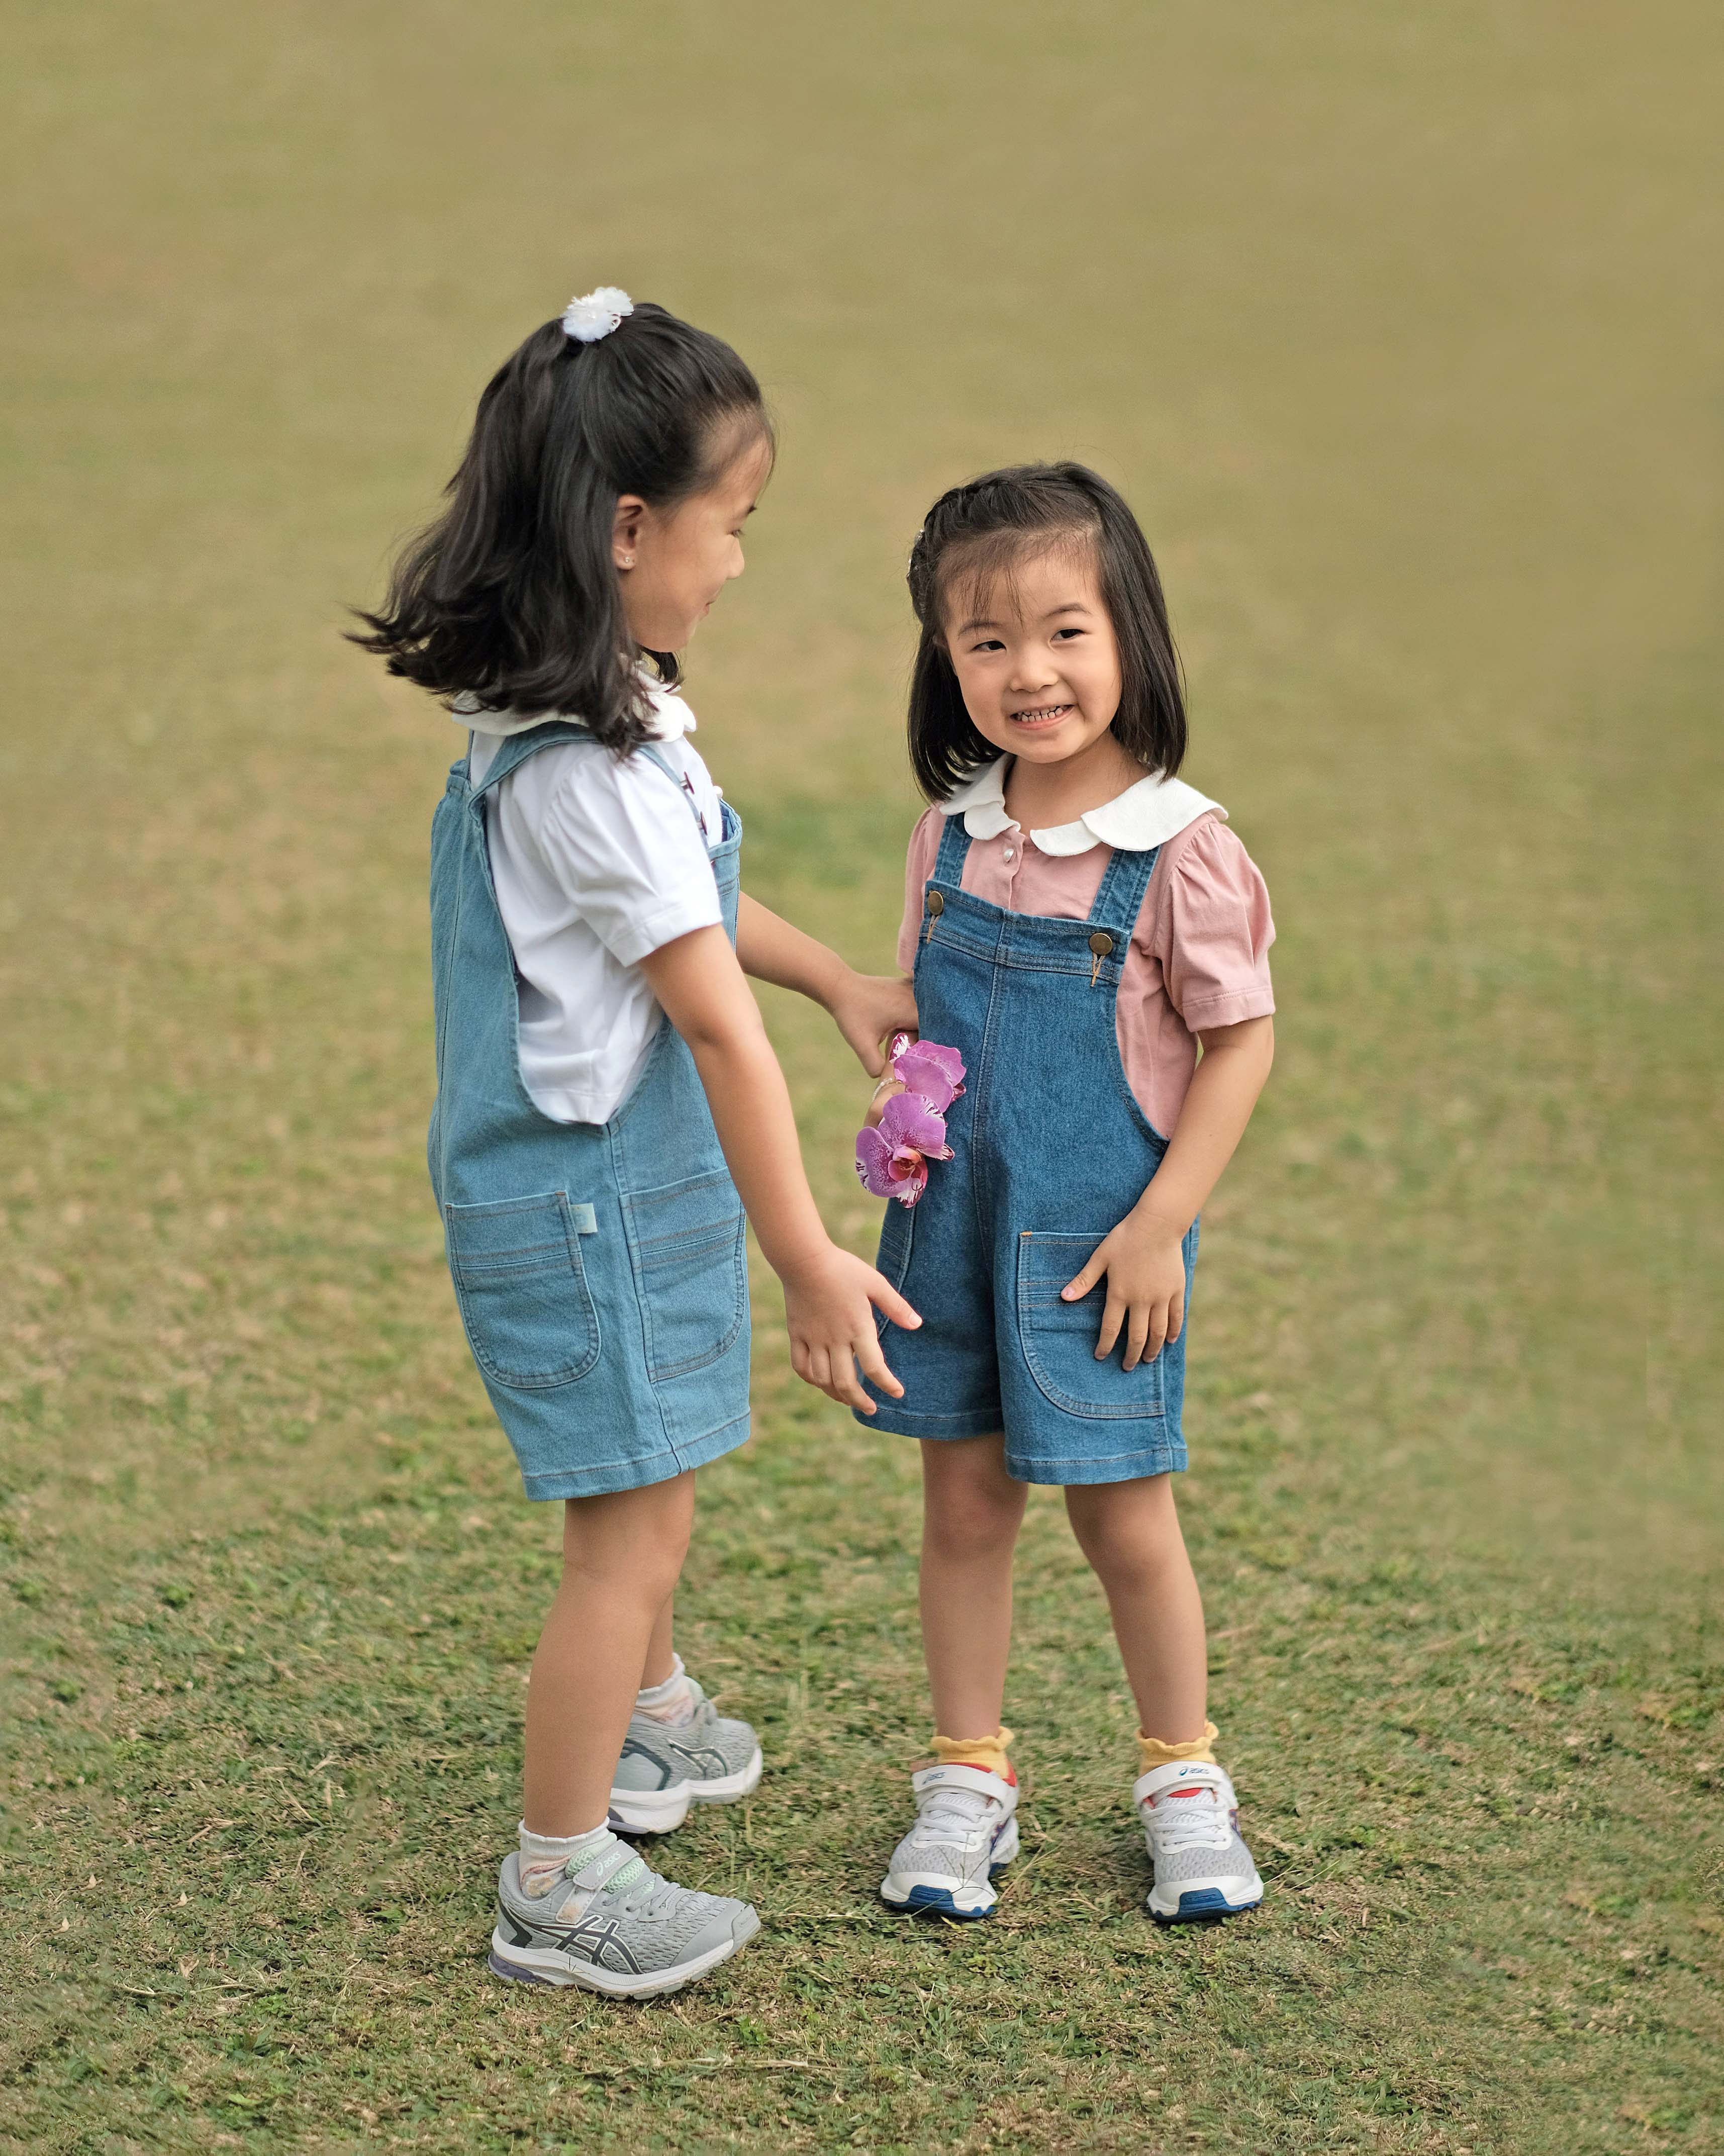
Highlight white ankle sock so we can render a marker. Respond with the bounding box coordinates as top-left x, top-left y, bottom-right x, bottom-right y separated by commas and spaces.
635, 1653, 697, 1727
518, 1819, 612, 1899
